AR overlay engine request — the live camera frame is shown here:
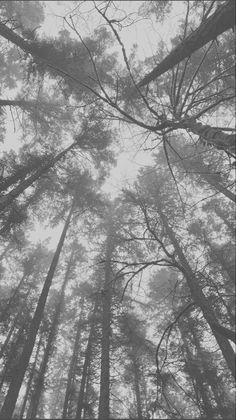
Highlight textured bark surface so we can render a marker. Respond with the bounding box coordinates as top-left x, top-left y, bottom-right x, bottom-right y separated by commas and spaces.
181, 119, 236, 153
138, 1, 235, 87
76, 301, 98, 419
0, 204, 73, 419
98, 224, 115, 420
